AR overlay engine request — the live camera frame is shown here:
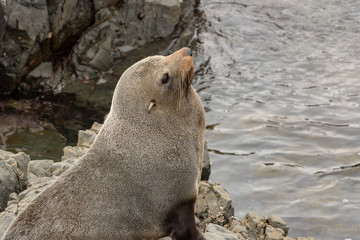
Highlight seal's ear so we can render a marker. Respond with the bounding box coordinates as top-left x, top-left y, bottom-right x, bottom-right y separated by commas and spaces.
148, 100, 156, 113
